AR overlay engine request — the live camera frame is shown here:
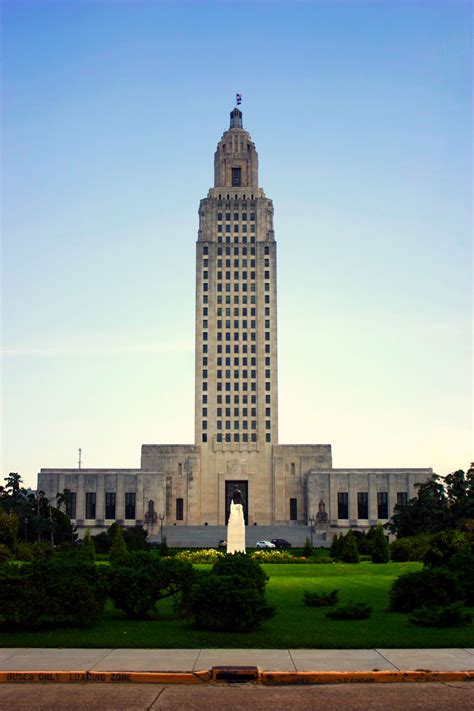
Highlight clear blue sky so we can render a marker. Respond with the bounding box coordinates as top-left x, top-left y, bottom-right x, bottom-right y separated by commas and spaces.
2, 0, 472, 489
